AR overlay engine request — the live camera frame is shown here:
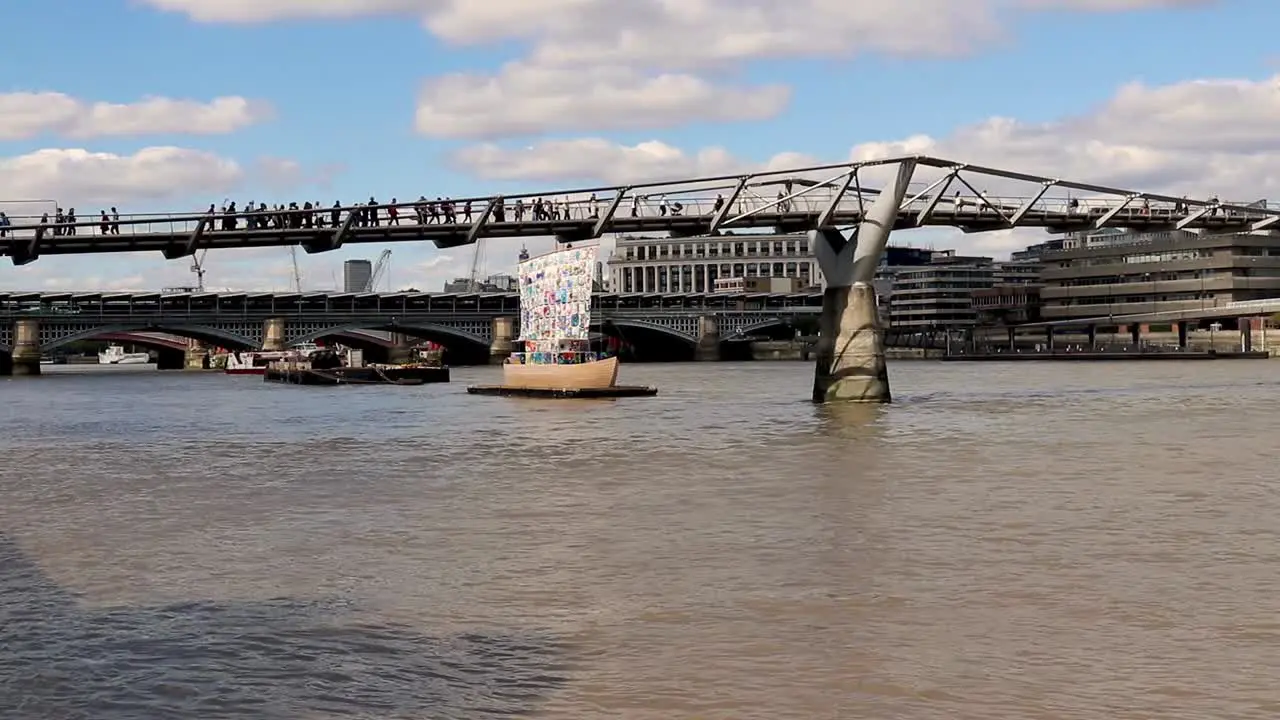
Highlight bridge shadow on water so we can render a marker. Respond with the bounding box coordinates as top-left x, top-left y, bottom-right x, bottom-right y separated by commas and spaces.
0, 531, 569, 719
